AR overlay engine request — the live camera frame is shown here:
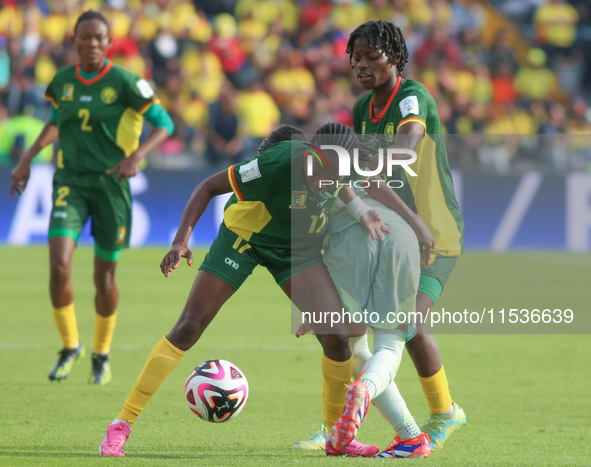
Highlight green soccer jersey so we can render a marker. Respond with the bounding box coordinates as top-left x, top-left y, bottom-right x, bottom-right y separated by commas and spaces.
353, 76, 464, 257
225, 141, 329, 256
44, 61, 160, 173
